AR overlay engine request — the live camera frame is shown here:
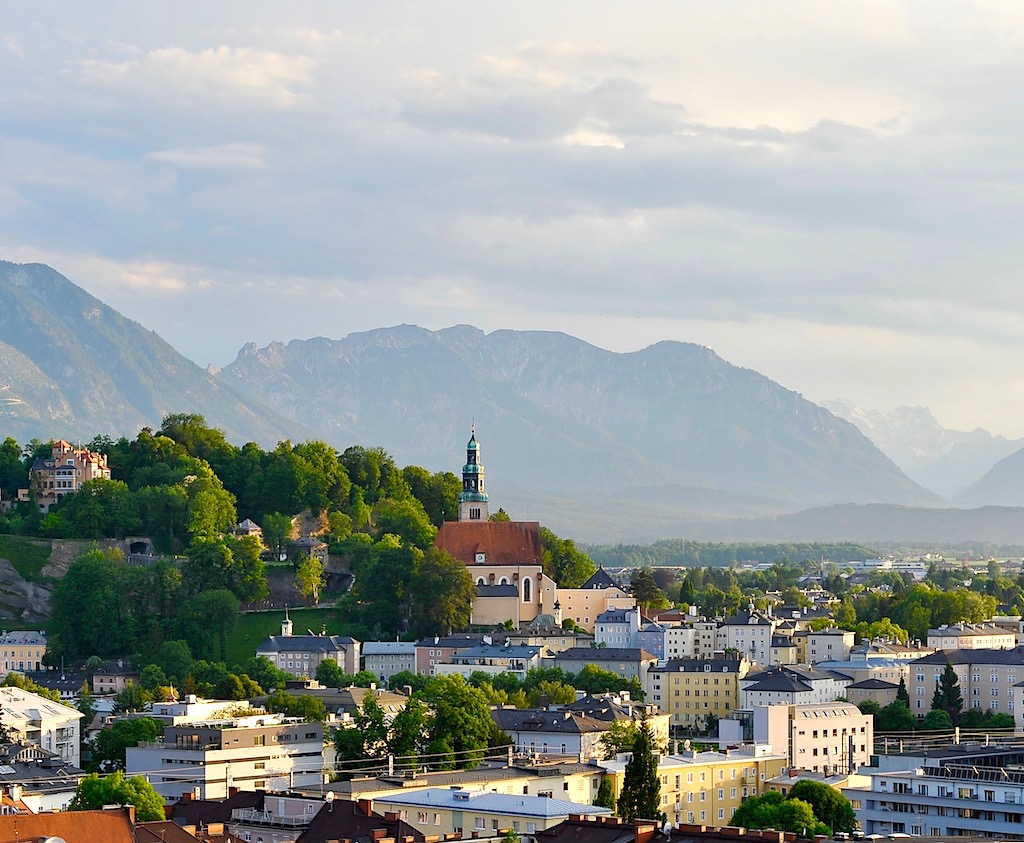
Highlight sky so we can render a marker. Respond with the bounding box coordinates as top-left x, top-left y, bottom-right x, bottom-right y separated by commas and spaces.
4, 2, 1024, 436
